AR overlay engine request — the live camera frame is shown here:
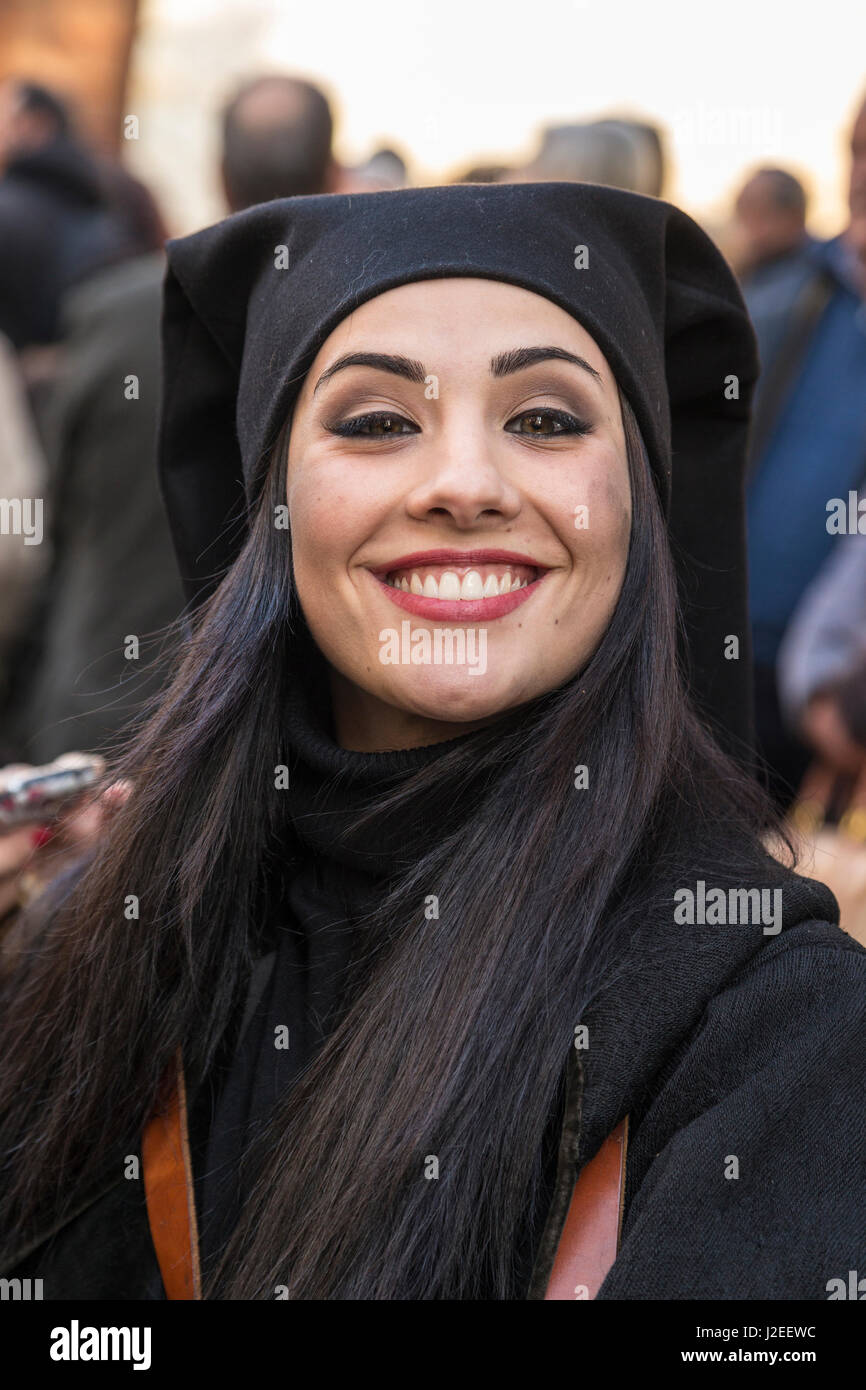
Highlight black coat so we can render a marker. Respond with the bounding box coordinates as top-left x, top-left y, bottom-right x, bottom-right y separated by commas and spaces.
6, 856, 864, 1300
0, 138, 132, 350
